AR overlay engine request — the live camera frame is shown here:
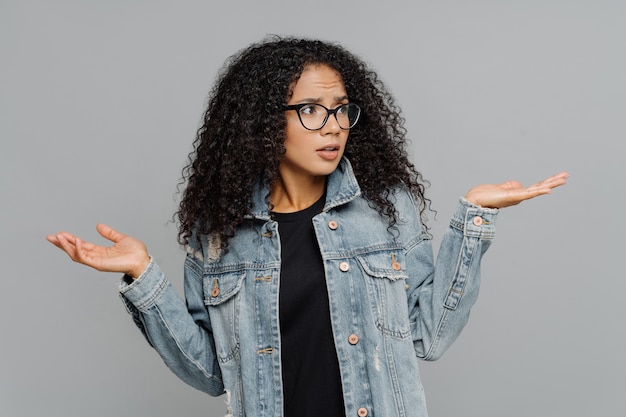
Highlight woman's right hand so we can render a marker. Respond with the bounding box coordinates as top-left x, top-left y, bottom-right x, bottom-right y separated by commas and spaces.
47, 224, 150, 279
